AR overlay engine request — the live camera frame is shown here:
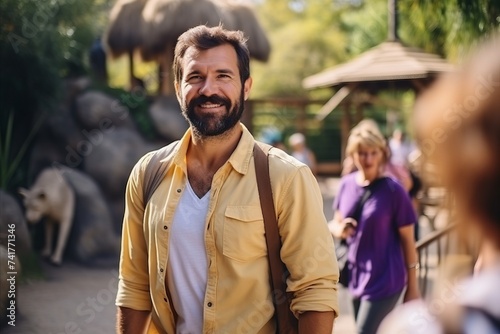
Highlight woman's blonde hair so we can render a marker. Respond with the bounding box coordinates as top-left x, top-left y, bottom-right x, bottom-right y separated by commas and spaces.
345, 119, 388, 163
